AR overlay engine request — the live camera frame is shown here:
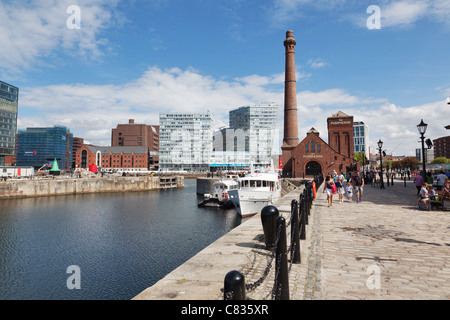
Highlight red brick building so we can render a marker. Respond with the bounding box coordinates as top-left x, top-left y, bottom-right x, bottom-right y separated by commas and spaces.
327, 111, 354, 159
75, 145, 149, 170
111, 119, 159, 169
290, 127, 355, 178
433, 136, 450, 159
